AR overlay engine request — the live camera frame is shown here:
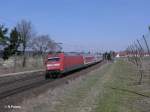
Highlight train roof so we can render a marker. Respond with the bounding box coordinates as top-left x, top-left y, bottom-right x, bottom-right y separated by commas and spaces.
48, 52, 95, 56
